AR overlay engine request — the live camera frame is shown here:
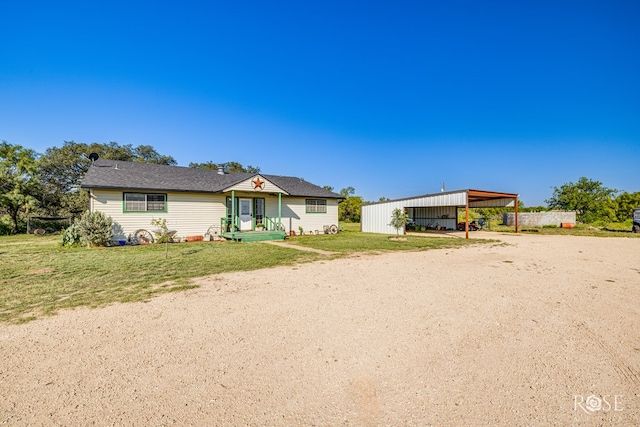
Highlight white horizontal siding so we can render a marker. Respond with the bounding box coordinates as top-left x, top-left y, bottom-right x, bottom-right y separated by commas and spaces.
267, 197, 339, 234
90, 189, 225, 241
91, 189, 340, 240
